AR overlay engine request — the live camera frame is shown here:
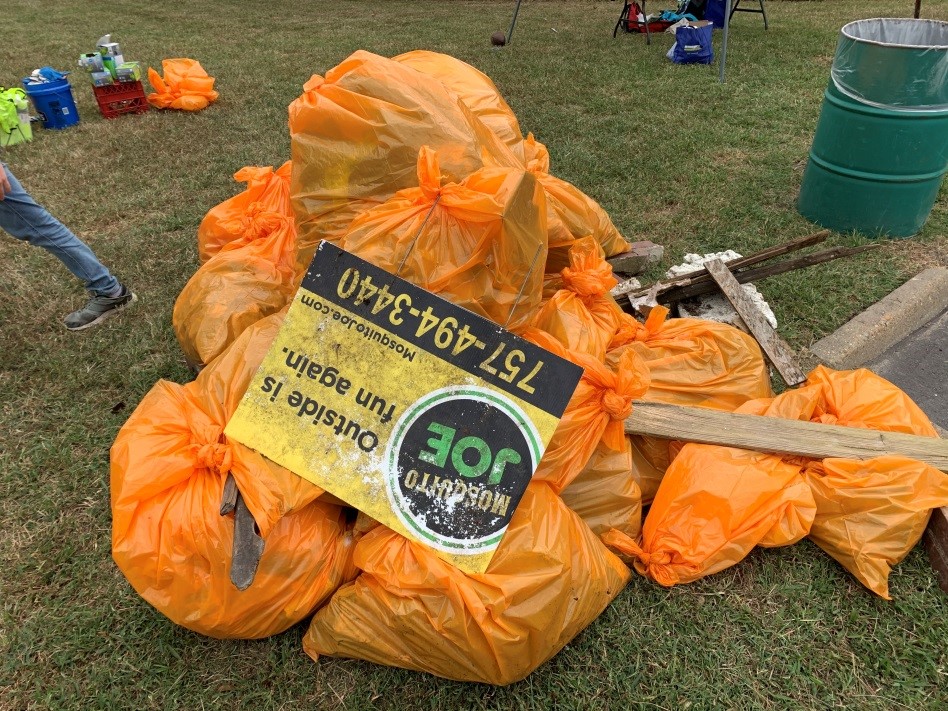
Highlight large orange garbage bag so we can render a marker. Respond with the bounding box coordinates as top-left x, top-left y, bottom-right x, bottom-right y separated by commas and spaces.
803, 457, 948, 599
561, 439, 642, 539
147, 58, 219, 111
173, 209, 297, 367
303, 482, 630, 684
607, 306, 772, 411
603, 444, 816, 586
531, 237, 625, 360
341, 146, 546, 330
198, 162, 293, 263
393, 51, 523, 155
734, 366, 947, 597
521, 133, 630, 269
523, 328, 650, 493
111, 380, 354, 639
289, 50, 514, 272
